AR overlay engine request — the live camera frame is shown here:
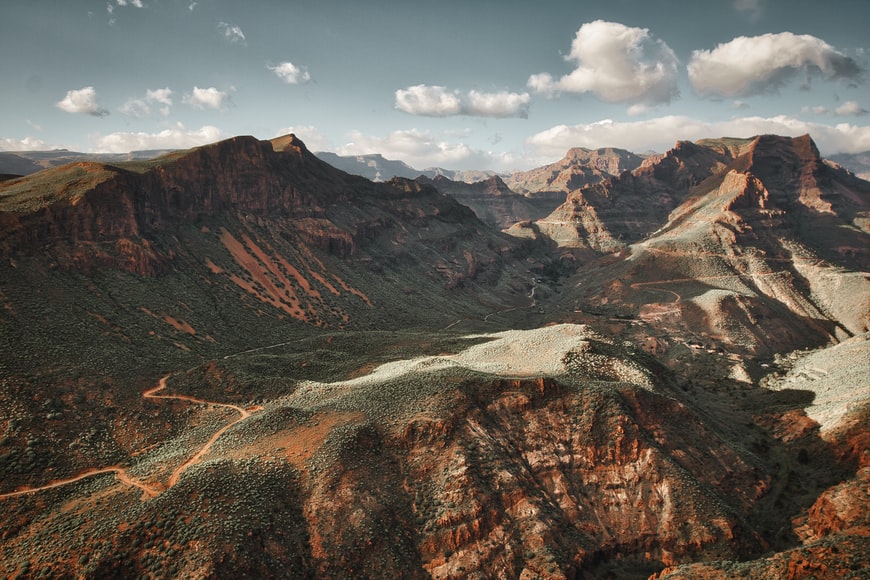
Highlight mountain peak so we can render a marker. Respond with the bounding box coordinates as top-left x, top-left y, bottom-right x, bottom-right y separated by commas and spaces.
269, 133, 310, 154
